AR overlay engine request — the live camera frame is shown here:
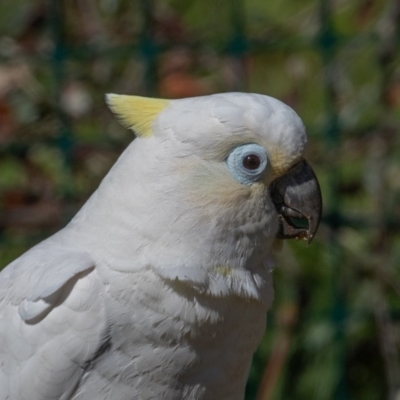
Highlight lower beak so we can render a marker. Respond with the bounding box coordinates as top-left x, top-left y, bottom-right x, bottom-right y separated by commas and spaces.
269, 159, 322, 243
